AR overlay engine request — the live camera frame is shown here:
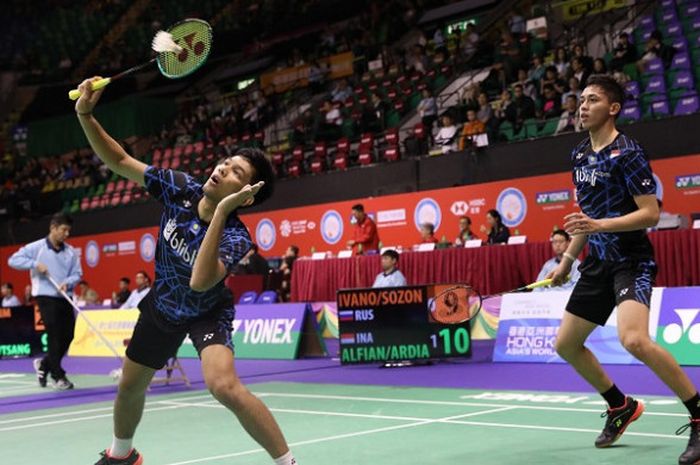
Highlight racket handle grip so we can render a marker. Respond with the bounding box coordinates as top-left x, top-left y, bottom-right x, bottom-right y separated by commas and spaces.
68, 77, 112, 100
527, 275, 571, 289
